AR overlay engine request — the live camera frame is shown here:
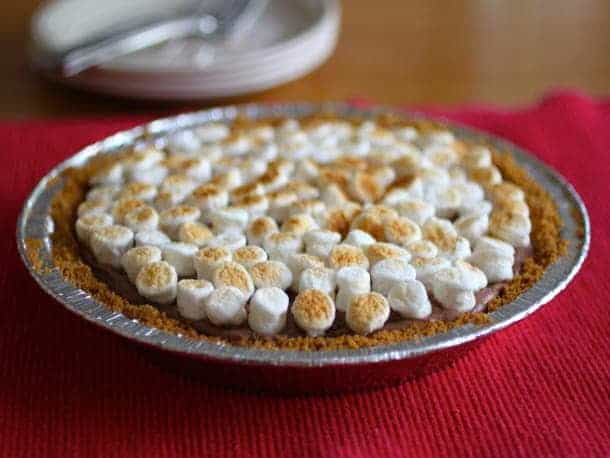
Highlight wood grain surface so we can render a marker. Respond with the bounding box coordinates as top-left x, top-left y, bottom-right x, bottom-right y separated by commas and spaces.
2, 0, 609, 117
